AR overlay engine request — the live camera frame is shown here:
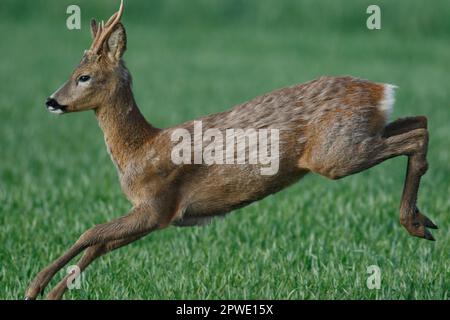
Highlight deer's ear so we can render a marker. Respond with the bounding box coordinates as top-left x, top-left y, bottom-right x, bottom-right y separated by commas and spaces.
106, 23, 127, 62
90, 19, 98, 39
